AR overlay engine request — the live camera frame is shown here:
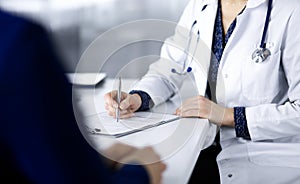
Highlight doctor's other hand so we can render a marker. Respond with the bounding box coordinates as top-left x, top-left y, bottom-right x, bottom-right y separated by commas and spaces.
104, 90, 142, 119
175, 95, 234, 127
